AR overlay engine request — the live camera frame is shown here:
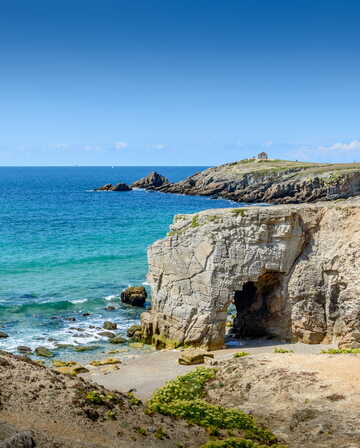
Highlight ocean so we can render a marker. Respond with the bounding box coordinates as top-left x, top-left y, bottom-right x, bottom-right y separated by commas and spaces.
0, 166, 242, 361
